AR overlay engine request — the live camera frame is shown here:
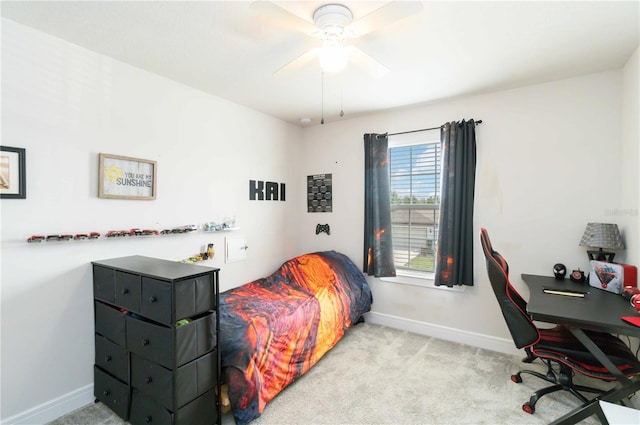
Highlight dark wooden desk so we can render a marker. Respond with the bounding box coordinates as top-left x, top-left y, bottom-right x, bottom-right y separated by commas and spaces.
521, 274, 640, 425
